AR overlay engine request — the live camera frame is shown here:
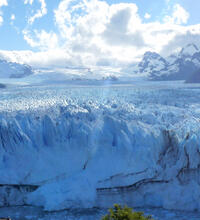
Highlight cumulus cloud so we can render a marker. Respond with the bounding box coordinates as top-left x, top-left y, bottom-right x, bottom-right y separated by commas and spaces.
52, 0, 147, 65
51, 1, 197, 66
3, 0, 200, 68
160, 27, 200, 56
164, 4, 189, 25
102, 4, 145, 47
